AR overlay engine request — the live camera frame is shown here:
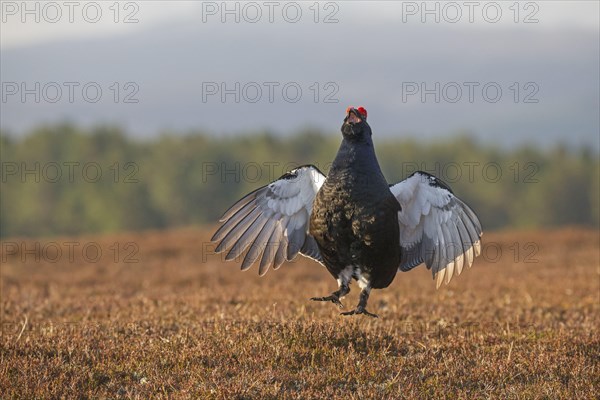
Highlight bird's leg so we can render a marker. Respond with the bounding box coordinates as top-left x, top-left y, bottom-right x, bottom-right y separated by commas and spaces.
310, 284, 350, 309
341, 286, 378, 318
